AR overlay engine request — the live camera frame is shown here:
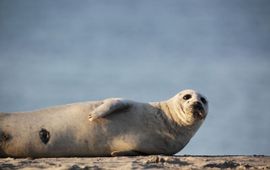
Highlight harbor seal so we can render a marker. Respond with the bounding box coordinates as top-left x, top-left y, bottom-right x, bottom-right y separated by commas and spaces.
0, 89, 208, 157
